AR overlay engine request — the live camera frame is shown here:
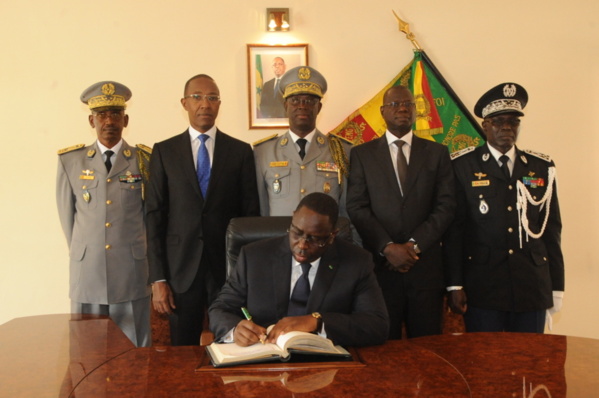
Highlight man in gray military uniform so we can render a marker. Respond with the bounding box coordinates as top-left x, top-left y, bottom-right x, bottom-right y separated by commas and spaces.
253, 66, 352, 217
56, 81, 152, 347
